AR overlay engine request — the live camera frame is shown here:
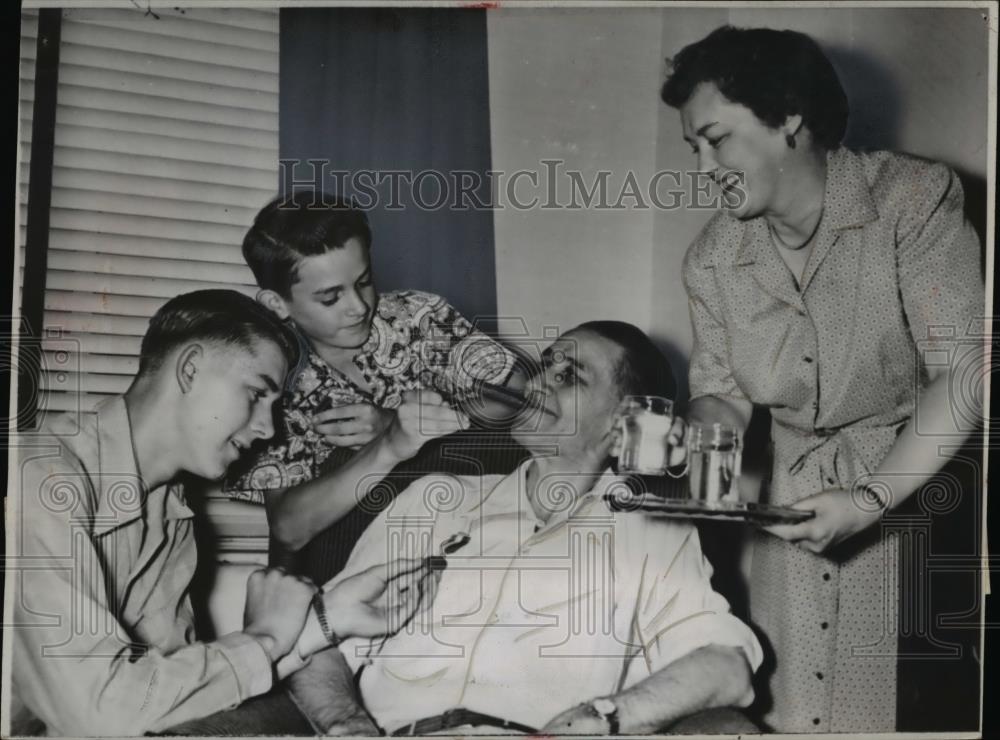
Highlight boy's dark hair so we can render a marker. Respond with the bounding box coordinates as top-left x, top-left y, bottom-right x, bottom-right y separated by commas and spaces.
242, 192, 373, 298
661, 26, 848, 151
138, 289, 298, 376
574, 321, 676, 400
